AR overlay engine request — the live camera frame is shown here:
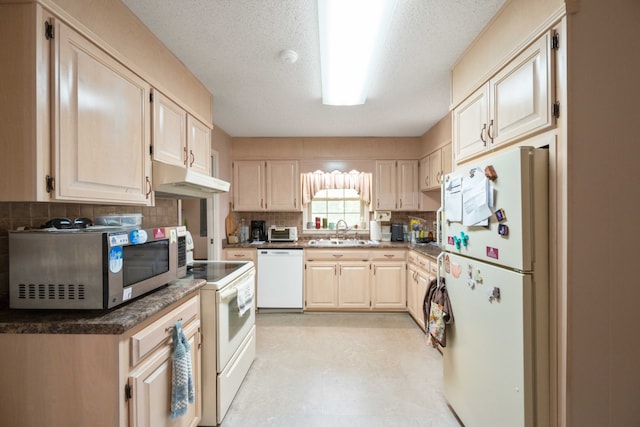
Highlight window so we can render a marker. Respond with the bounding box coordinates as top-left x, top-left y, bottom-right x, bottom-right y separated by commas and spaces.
305, 188, 368, 231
